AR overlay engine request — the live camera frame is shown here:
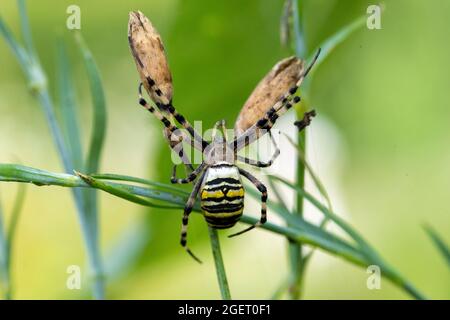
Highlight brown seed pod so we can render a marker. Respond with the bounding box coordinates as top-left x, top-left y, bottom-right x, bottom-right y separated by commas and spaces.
234, 56, 305, 135
128, 11, 173, 107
